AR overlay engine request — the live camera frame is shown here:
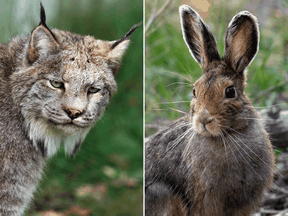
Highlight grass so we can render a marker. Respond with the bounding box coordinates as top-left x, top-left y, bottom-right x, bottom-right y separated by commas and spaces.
0, 0, 143, 215
145, 0, 288, 137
